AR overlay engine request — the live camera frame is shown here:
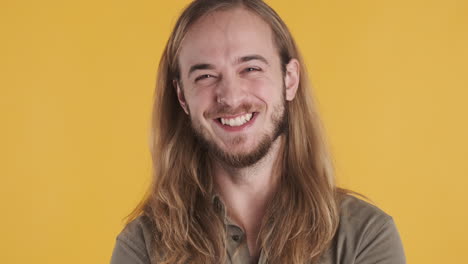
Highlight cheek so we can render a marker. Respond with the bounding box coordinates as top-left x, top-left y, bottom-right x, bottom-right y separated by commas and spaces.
248, 77, 283, 104
185, 91, 215, 118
